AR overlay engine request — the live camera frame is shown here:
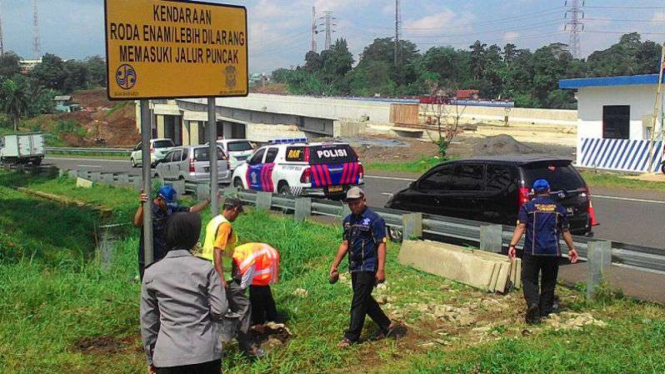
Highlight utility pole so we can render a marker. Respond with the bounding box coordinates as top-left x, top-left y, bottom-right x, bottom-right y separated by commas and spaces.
33, 0, 40, 59
311, 6, 317, 53
394, 0, 401, 66
0, 0, 4, 56
646, 43, 665, 172
564, 0, 584, 58
318, 11, 336, 51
